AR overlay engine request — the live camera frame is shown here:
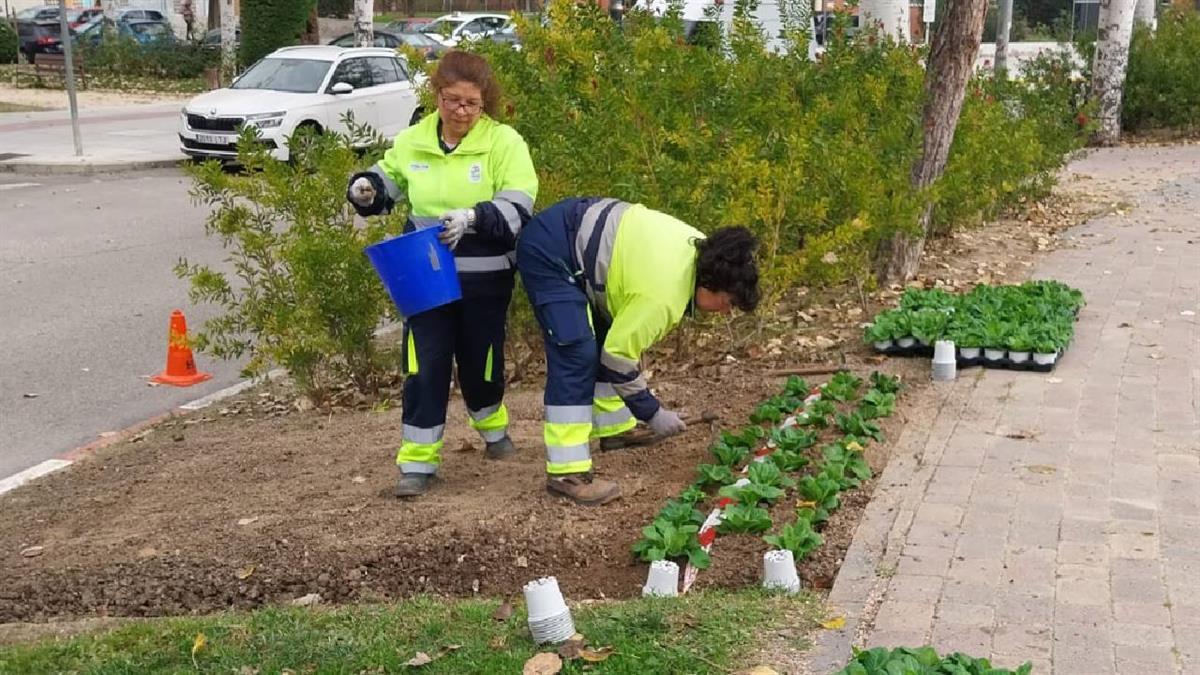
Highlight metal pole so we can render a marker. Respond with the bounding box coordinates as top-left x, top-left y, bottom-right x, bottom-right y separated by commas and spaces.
995, 0, 1012, 77
59, 0, 84, 156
